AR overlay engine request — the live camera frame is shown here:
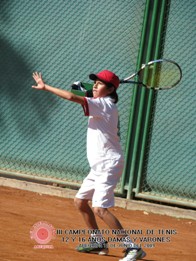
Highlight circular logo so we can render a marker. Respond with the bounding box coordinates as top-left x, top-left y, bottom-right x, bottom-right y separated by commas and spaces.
30, 221, 56, 245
